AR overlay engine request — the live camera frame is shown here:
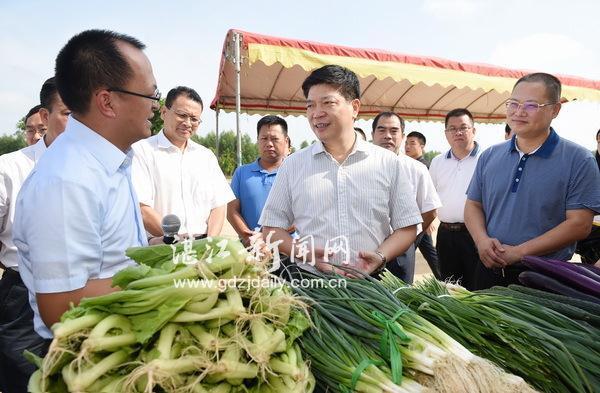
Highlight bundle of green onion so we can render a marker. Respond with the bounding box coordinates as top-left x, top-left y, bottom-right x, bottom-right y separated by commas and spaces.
27, 237, 314, 393
291, 268, 535, 393
381, 273, 599, 393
